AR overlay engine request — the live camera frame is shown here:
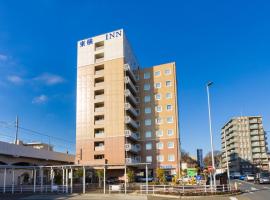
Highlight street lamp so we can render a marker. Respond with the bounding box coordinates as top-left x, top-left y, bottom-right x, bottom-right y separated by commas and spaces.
206, 81, 216, 190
